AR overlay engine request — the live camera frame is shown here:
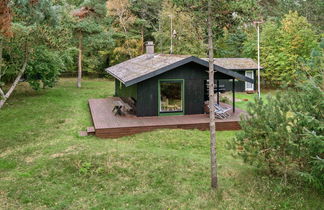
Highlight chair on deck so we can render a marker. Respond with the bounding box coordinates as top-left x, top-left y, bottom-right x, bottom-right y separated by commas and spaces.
214, 104, 232, 119
207, 104, 229, 119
